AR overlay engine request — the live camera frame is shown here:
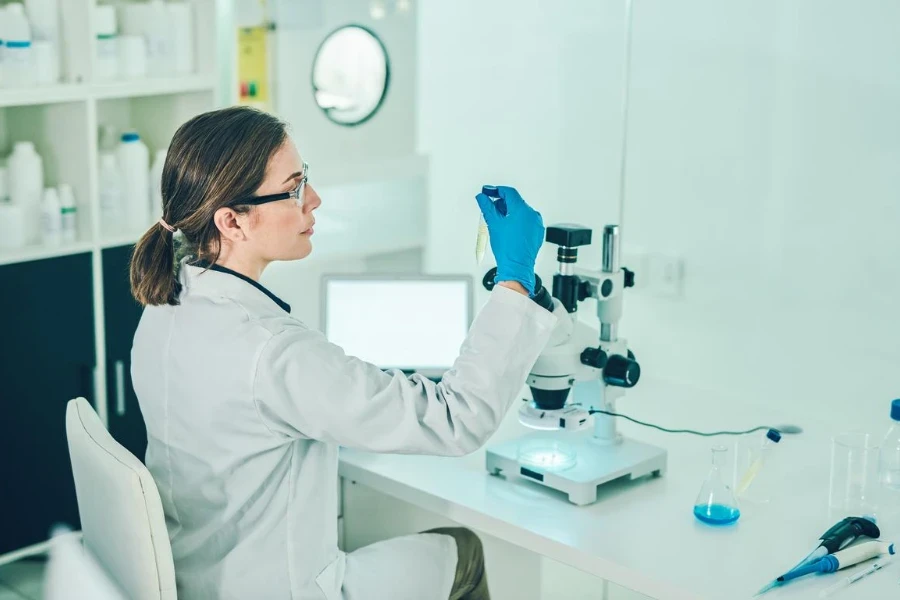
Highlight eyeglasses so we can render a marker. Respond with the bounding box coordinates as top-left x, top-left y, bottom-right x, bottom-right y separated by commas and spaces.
231, 162, 309, 207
